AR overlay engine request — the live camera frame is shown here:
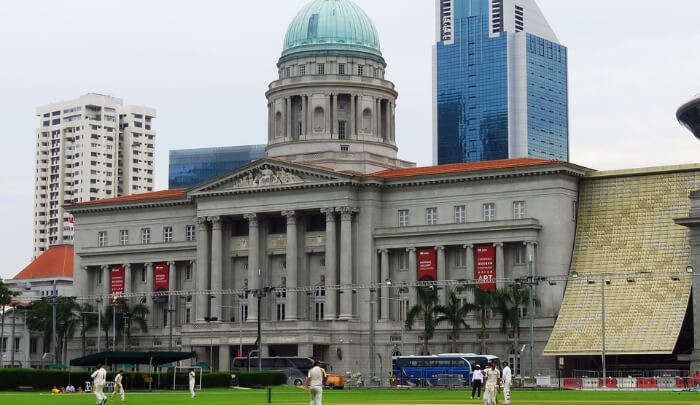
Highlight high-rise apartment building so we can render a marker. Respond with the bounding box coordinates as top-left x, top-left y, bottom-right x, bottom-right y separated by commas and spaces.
169, 145, 266, 189
33, 93, 156, 257
433, 0, 569, 164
